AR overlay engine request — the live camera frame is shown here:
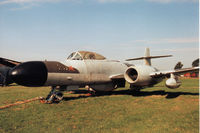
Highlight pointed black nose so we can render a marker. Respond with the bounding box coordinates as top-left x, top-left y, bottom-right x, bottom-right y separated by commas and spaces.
9, 61, 48, 87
